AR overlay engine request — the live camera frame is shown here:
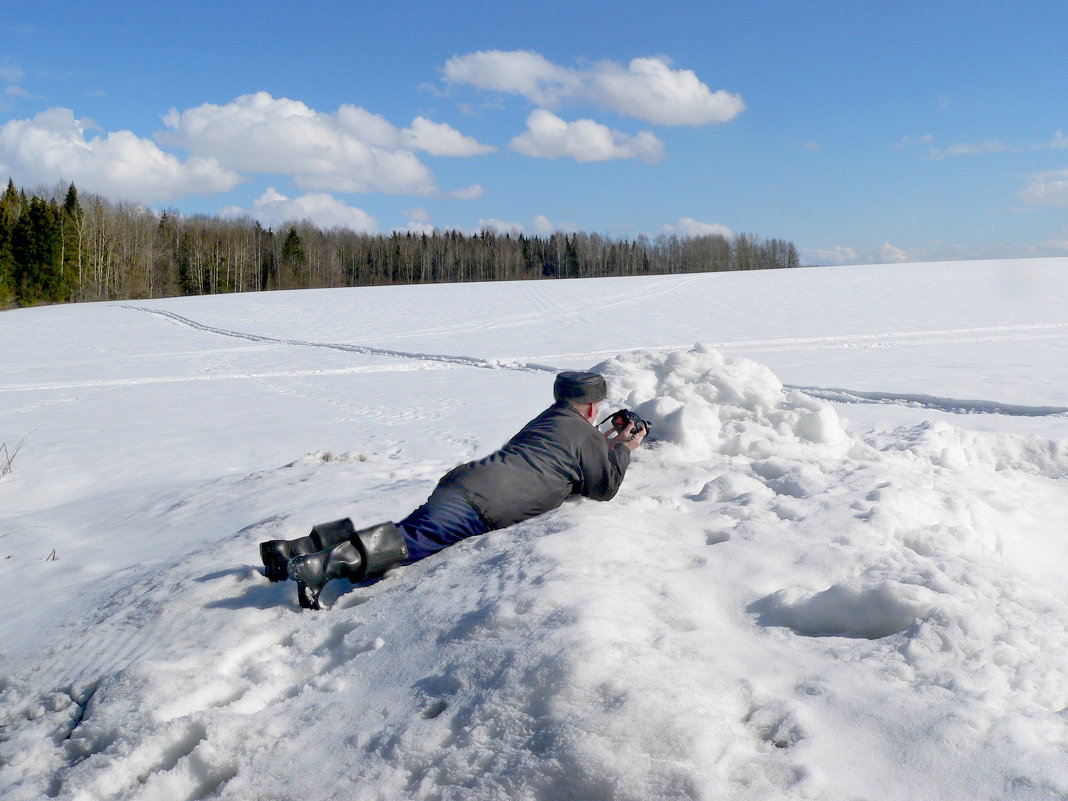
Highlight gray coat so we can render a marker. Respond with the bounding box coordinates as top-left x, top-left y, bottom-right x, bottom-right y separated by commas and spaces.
437, 403, 632, 530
